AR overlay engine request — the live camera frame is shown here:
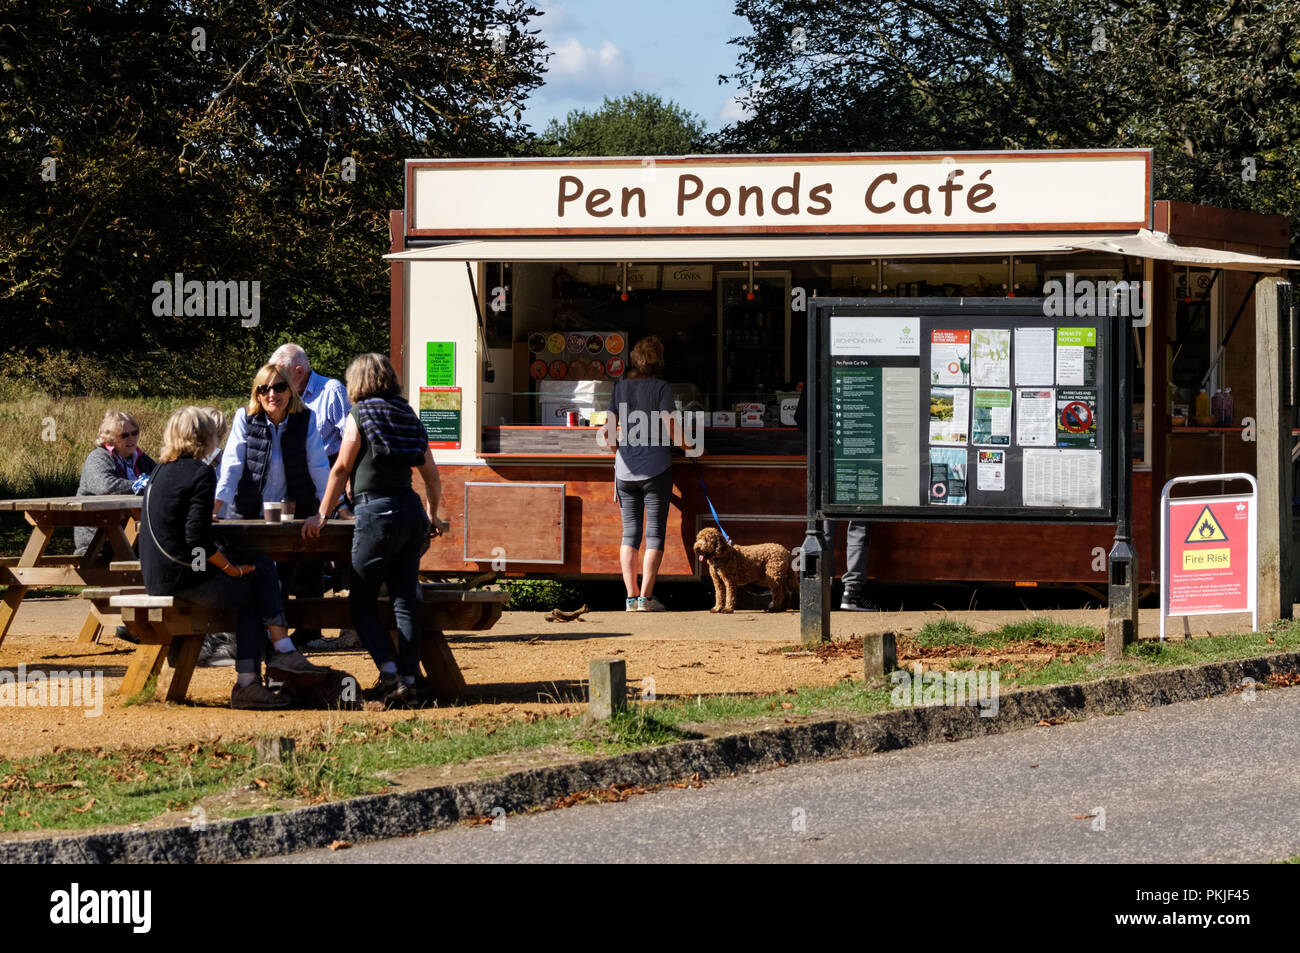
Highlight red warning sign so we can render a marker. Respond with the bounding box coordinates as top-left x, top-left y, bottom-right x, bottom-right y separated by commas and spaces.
1167, 496, 1253, 614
